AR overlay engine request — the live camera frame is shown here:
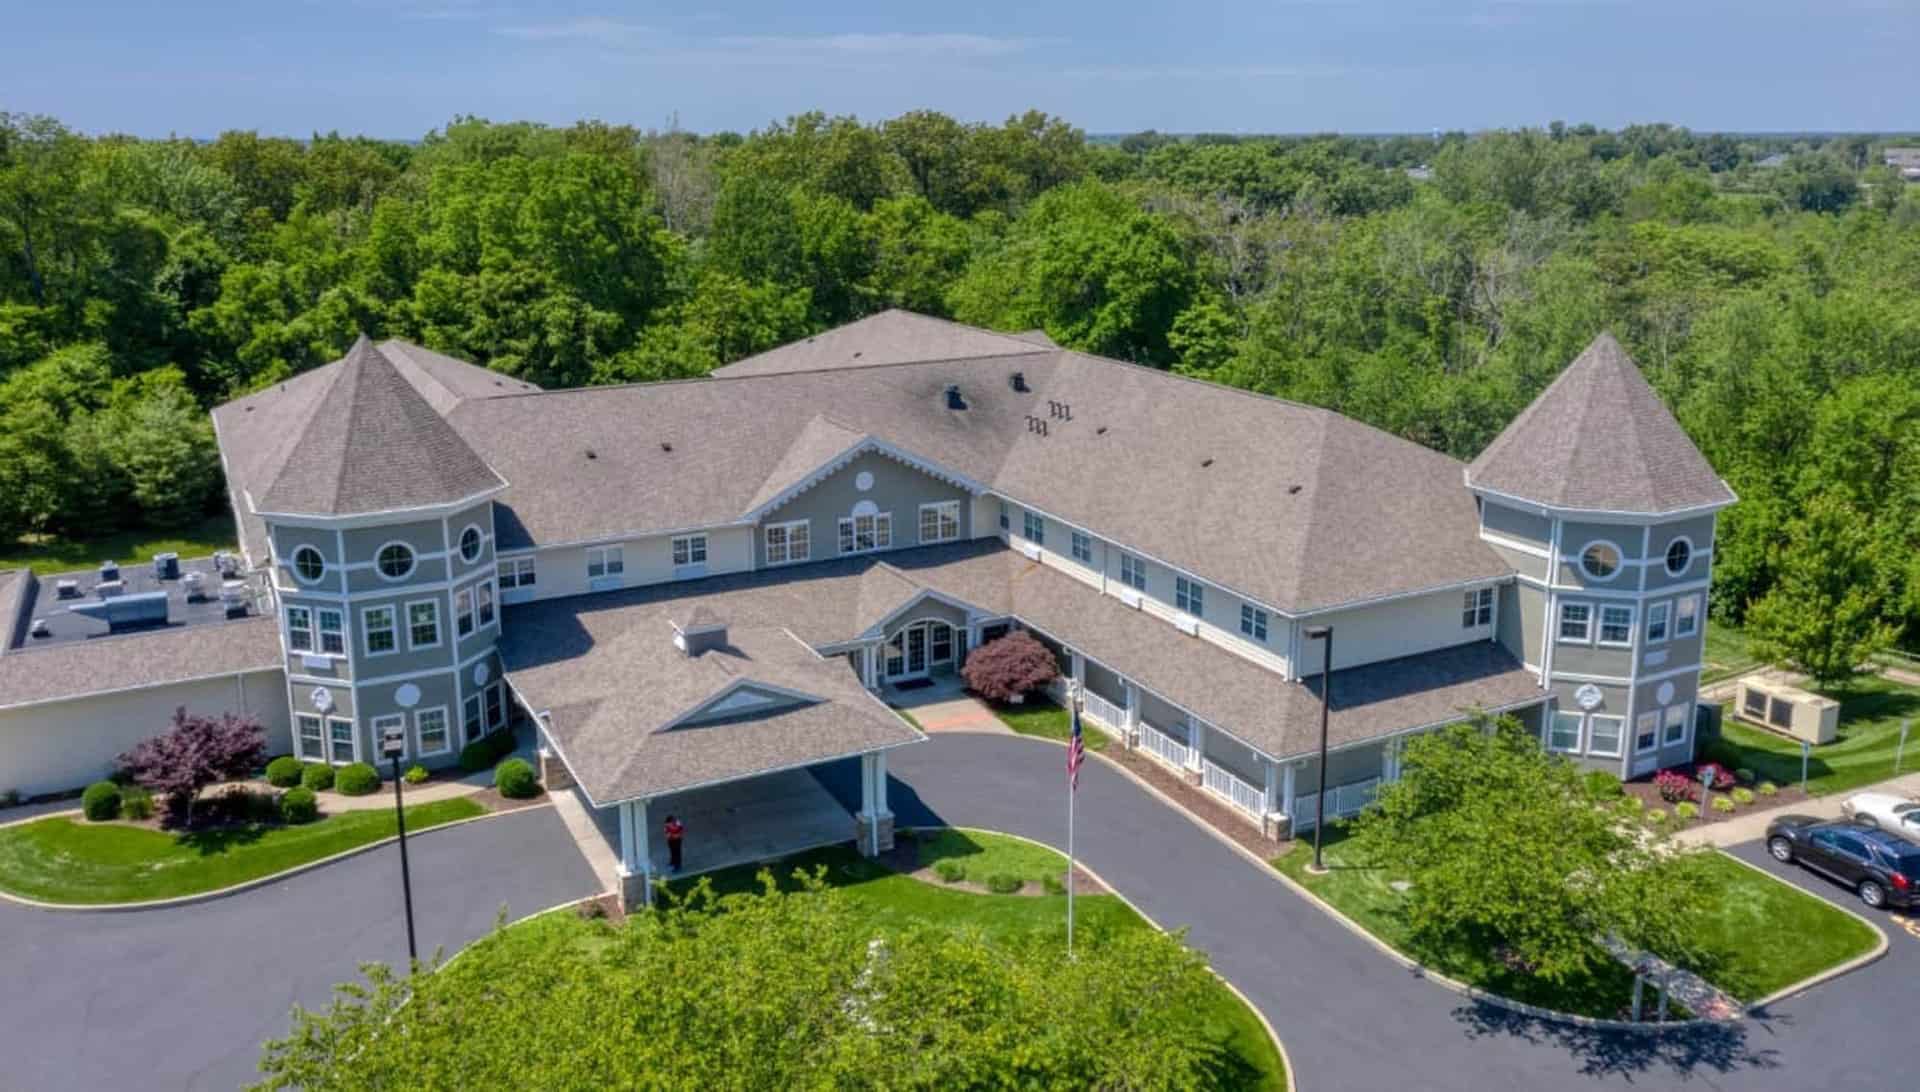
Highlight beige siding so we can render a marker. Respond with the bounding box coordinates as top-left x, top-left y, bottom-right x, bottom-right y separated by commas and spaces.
0, 669, 291, 797
1300, 587, 1493, 674
501, 525, 754, 604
